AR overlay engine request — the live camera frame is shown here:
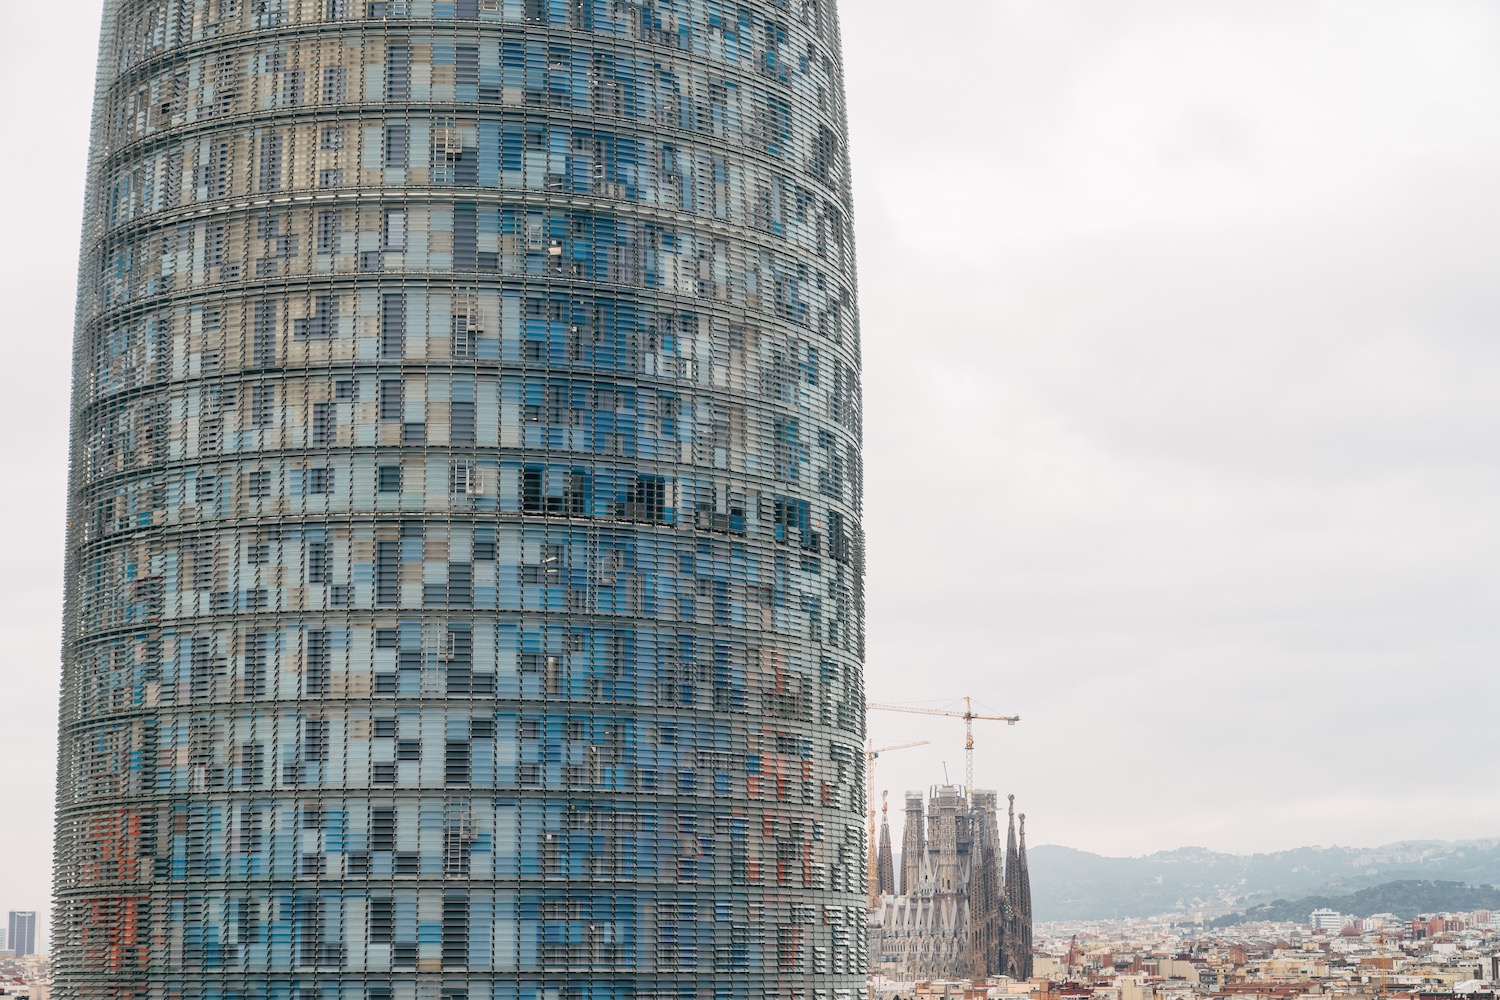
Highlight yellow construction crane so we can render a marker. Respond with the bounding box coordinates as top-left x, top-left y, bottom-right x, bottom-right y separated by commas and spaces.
1377, 930, 1388, 999
867, 697, 1020, 792
865, 738, 929, 906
